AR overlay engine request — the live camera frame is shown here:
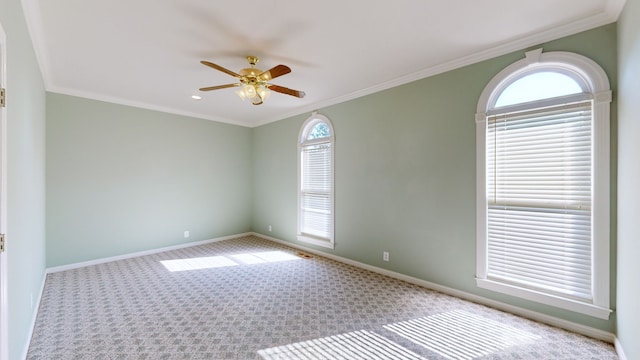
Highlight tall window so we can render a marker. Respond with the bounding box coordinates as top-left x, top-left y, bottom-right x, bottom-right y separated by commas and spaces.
298, 113, 334, 249
475, 49, 611, 319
